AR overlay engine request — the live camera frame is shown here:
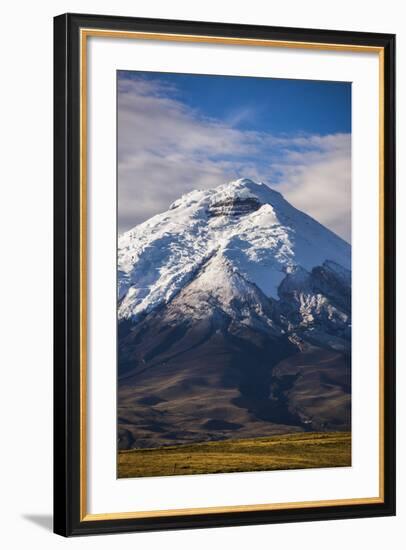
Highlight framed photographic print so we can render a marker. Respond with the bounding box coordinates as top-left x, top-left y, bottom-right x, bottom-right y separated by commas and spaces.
53, 13, 396, 536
